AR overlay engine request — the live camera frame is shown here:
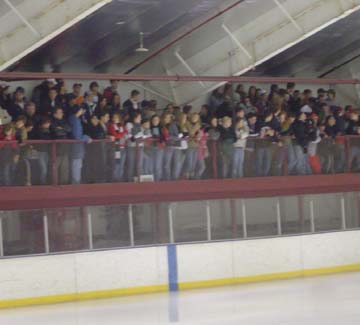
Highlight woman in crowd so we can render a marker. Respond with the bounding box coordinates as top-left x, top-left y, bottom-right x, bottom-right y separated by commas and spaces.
108, 113, 128, 182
